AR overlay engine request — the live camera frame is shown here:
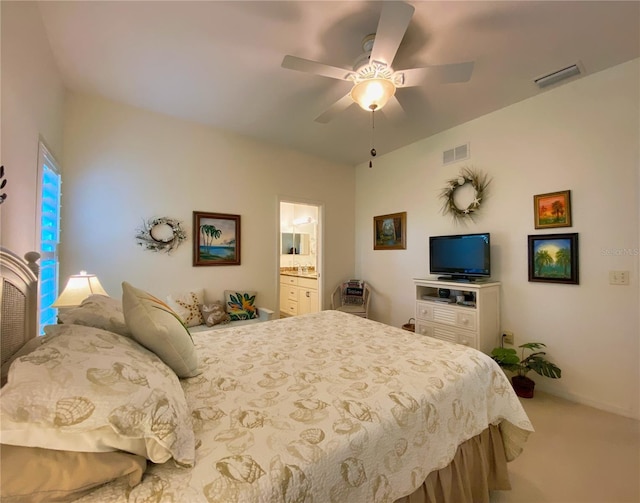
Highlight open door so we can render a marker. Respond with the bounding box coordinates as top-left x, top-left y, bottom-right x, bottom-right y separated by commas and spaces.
278, 201, 321, 318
